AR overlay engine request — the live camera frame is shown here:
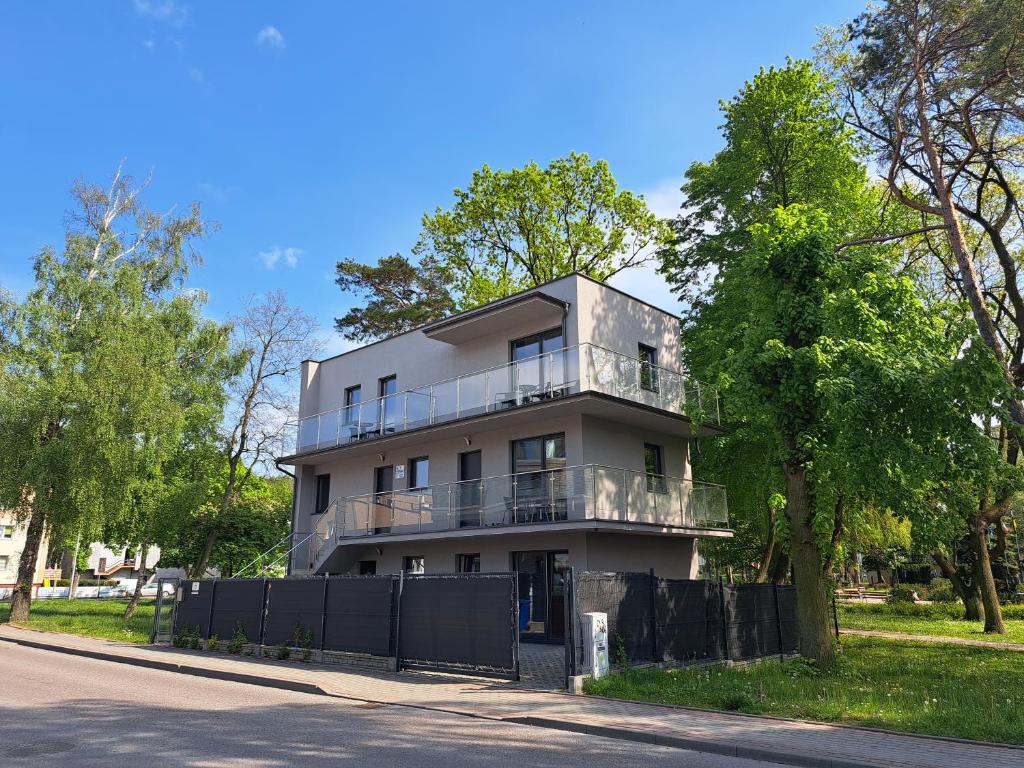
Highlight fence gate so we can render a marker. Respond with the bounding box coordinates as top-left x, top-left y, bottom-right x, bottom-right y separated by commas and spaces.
149, 577, 181, 644
398, 572, 520, 679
